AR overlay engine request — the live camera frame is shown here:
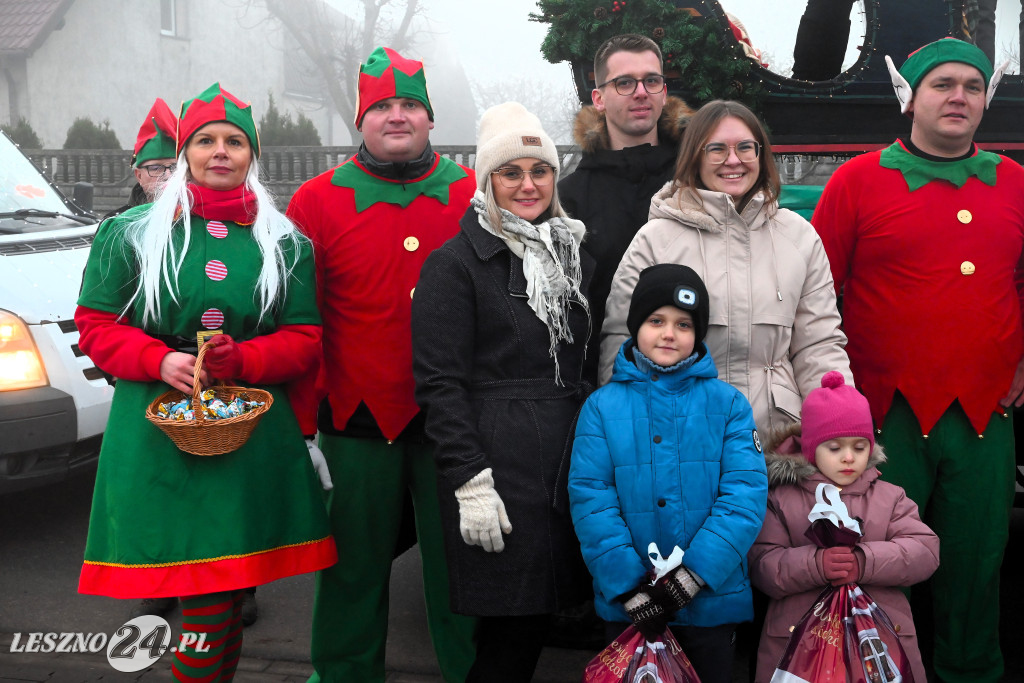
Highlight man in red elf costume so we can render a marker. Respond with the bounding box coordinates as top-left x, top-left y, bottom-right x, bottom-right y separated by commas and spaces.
286, 47, 477, 683
813, 38, 1023, 683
